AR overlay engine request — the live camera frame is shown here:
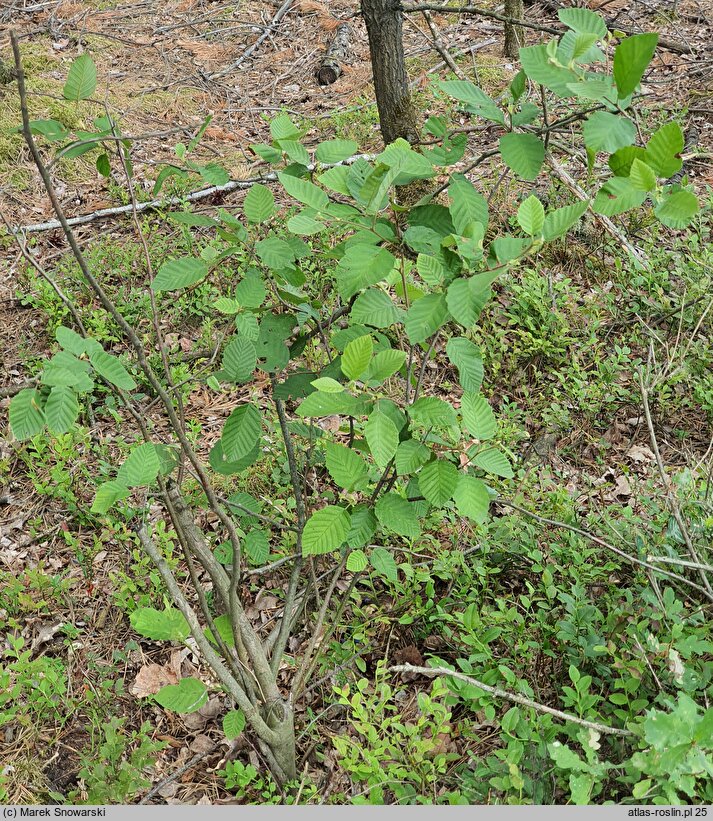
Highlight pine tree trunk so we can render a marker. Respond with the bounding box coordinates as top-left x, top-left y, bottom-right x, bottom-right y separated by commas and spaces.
503, 0, 524, 58
361, 0, 418, 145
